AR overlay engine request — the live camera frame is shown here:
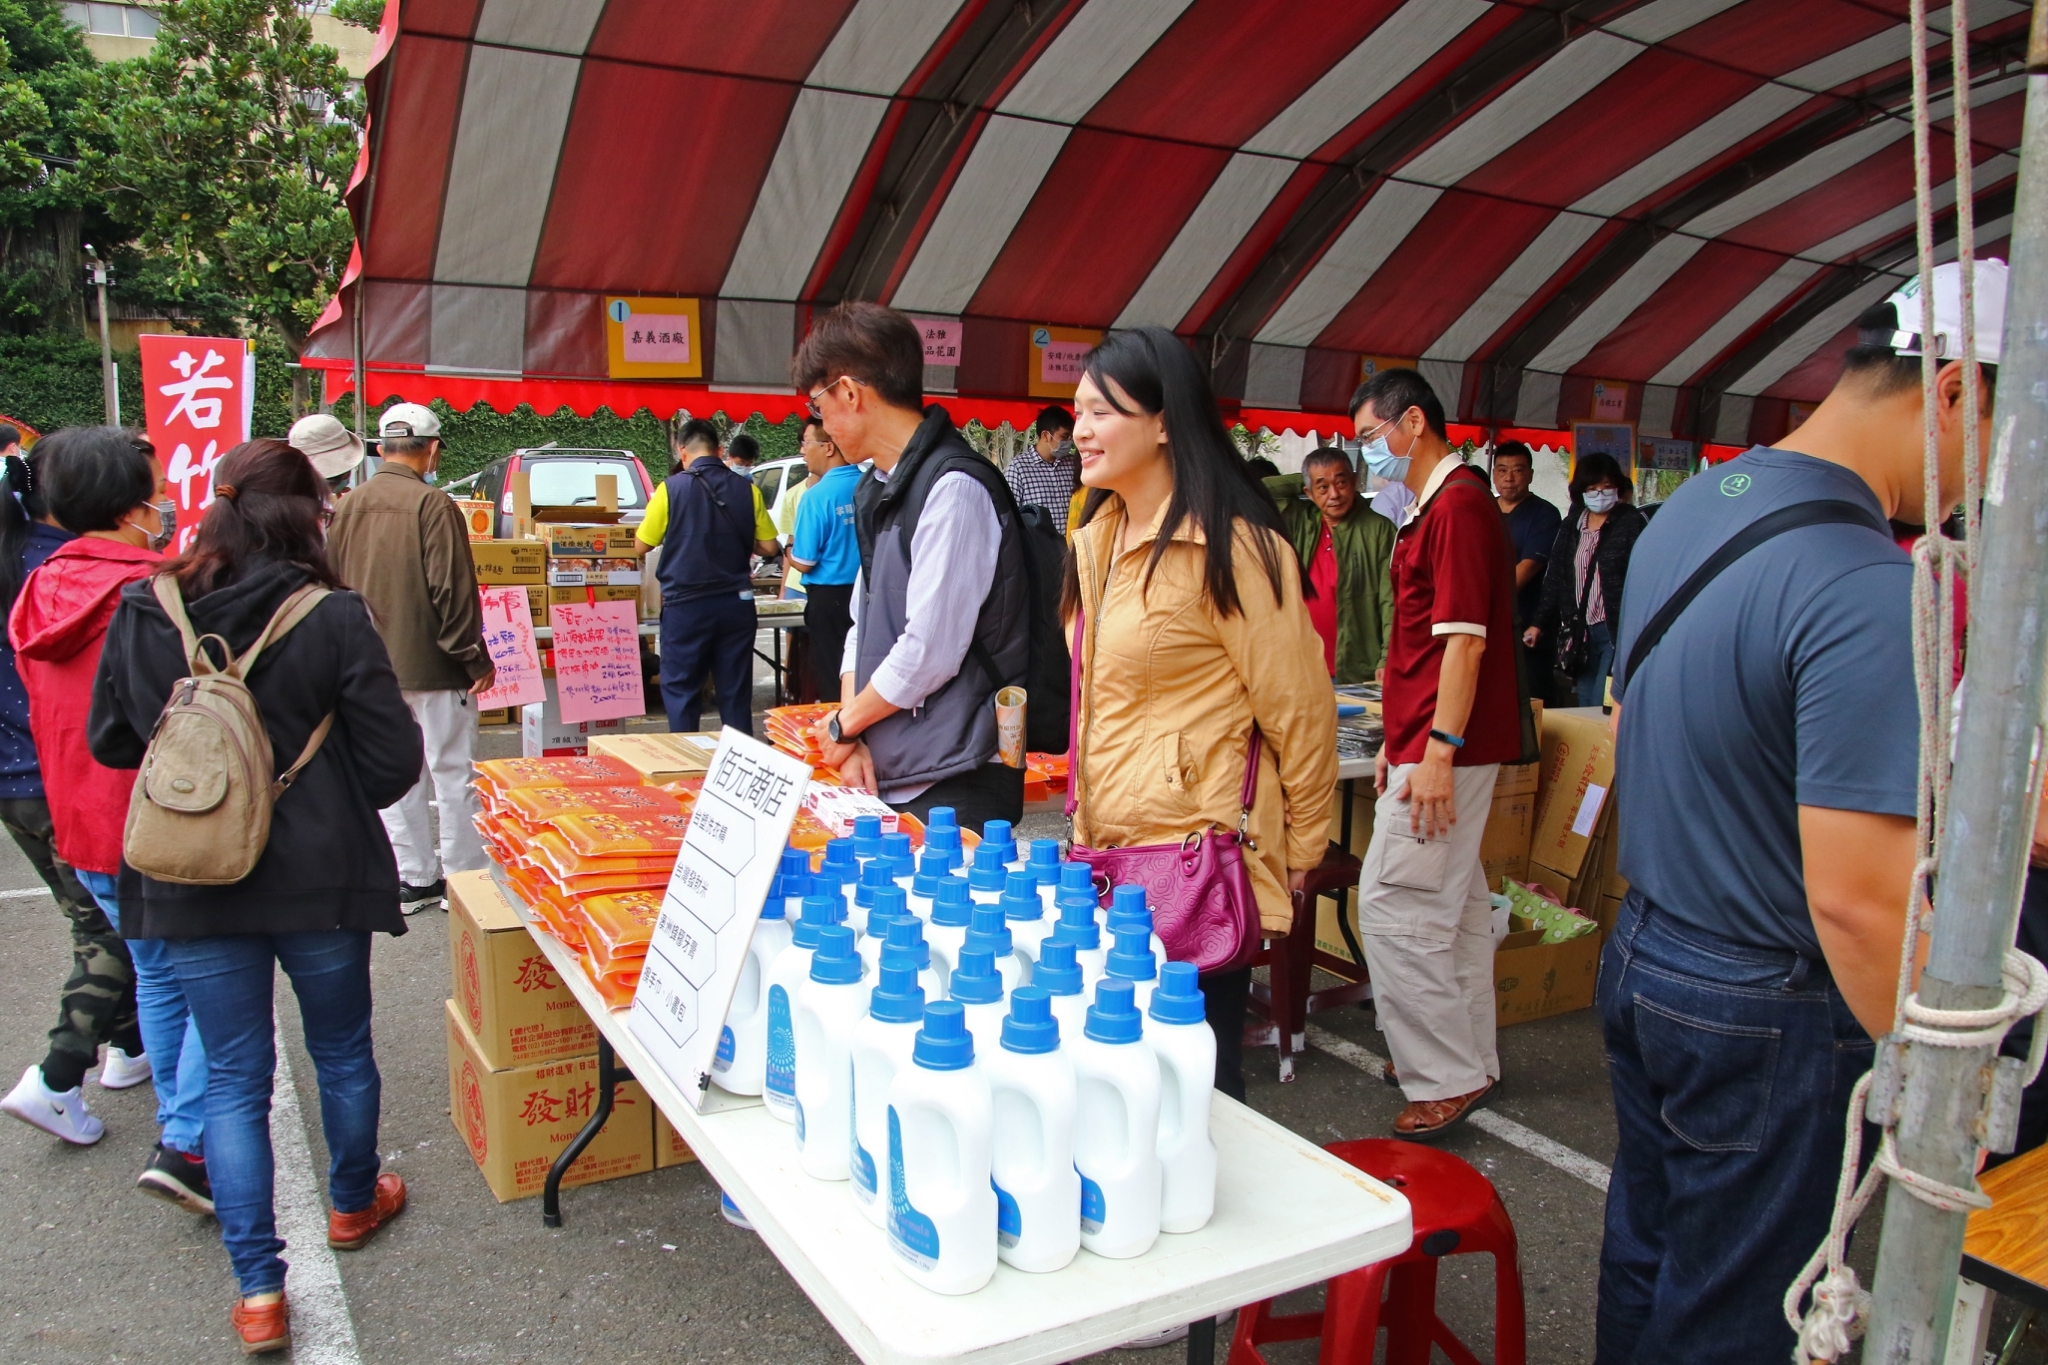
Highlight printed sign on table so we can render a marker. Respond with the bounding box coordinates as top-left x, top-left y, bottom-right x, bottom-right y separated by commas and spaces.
629, 730, 810, 1107
474, 585, 544, 711
549, 598, 644, 724
139, 335, 254, 554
